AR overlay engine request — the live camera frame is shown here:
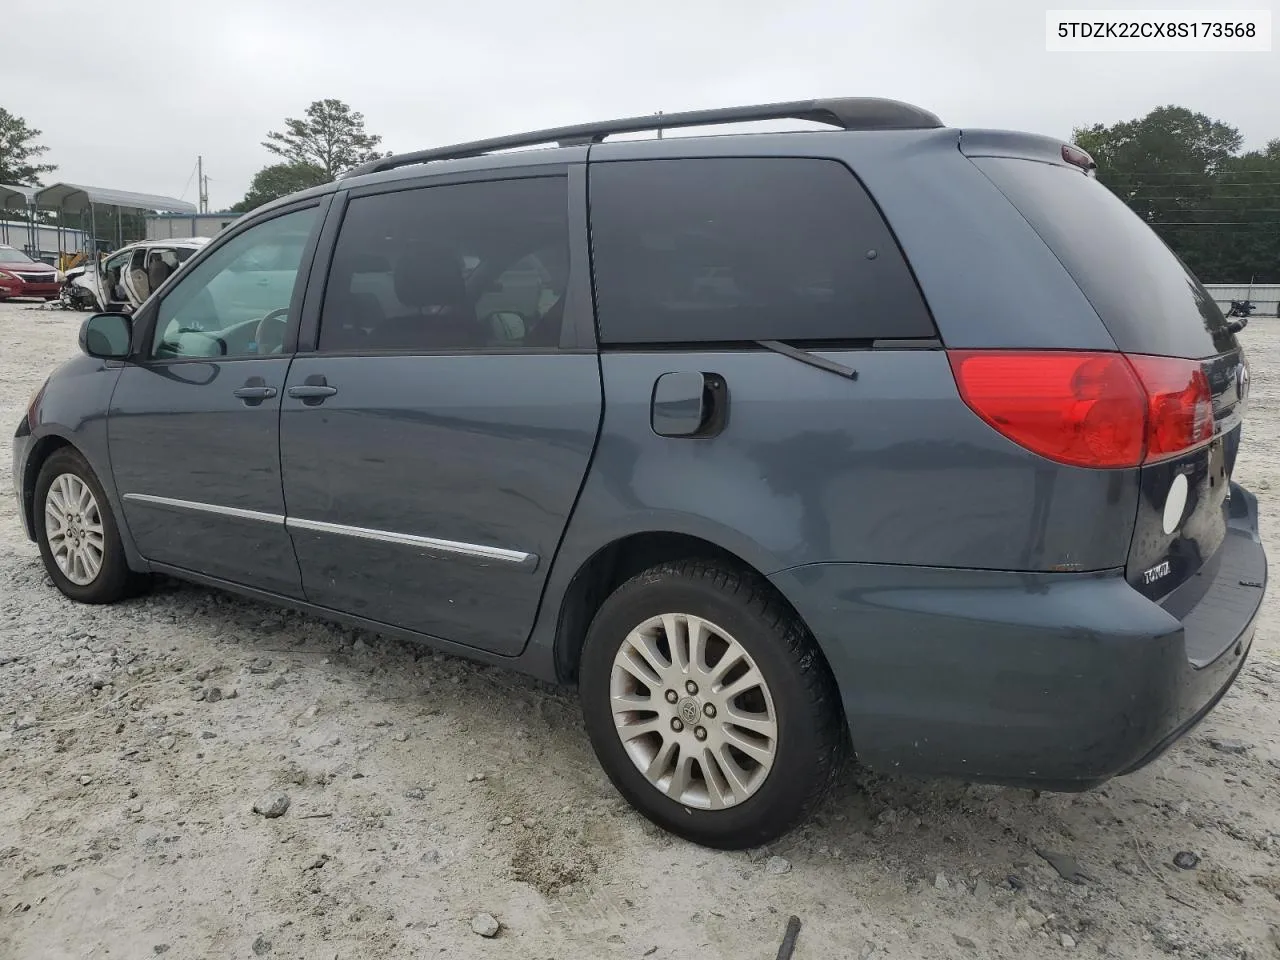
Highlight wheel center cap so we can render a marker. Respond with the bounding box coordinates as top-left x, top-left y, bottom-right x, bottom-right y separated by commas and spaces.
678, 697, 701, 726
